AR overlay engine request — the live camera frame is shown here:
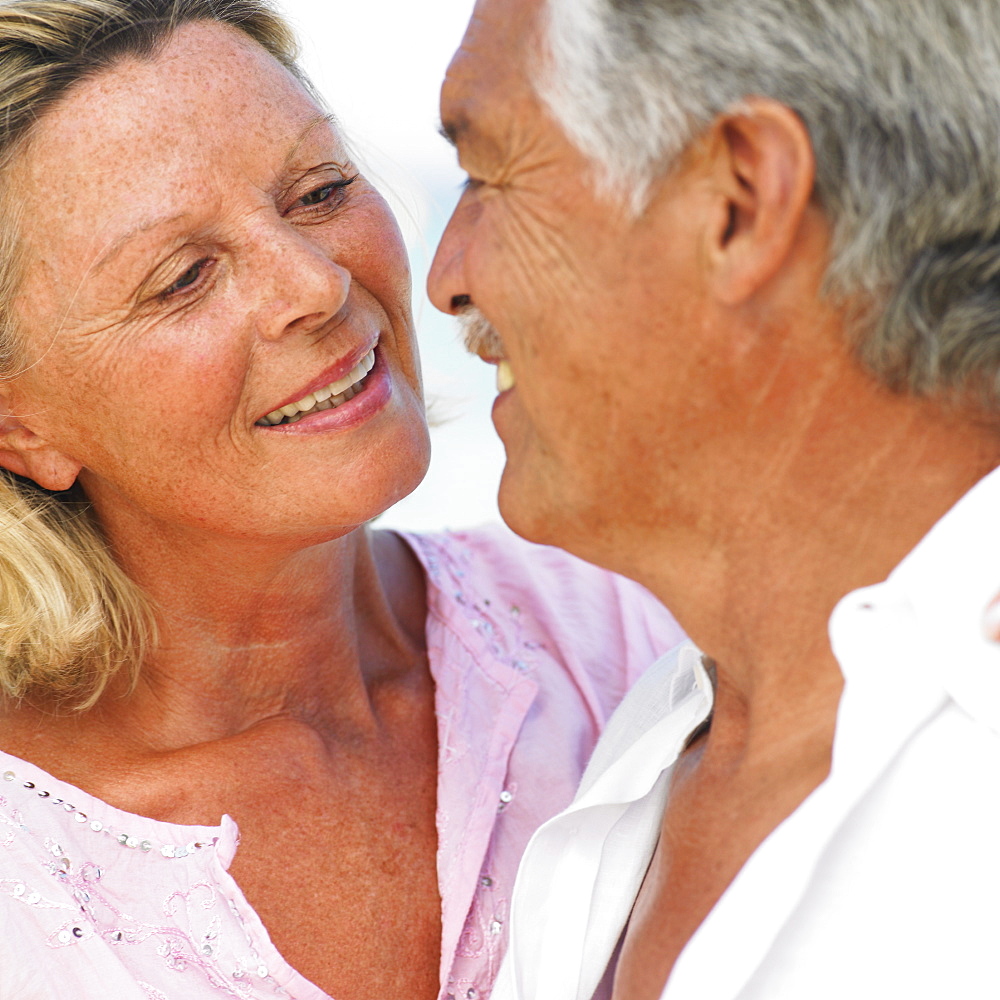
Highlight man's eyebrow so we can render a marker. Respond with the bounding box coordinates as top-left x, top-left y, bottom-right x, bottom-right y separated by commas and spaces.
438, 116, 472, 148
